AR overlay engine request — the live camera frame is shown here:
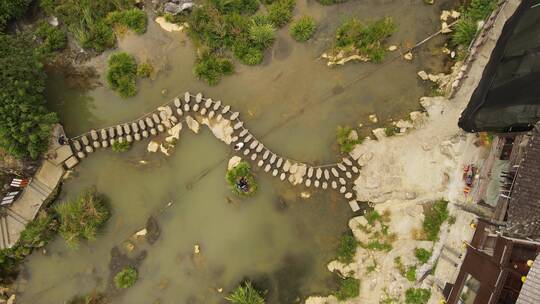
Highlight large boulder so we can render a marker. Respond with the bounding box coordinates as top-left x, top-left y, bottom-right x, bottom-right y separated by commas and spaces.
163, 0, 194, 14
